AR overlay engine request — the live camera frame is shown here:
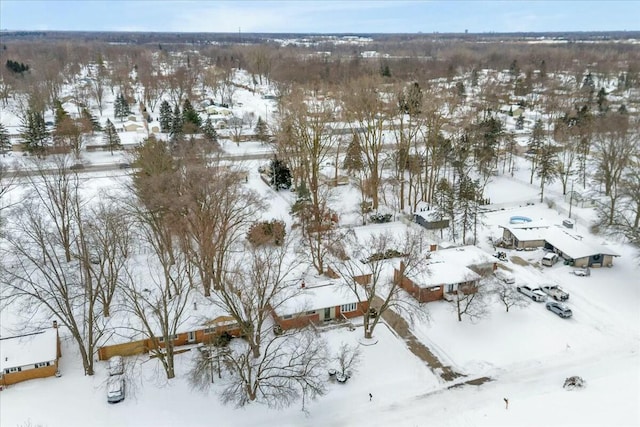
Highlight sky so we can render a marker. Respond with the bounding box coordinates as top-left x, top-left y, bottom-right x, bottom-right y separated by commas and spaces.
1, 1, 639, 34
